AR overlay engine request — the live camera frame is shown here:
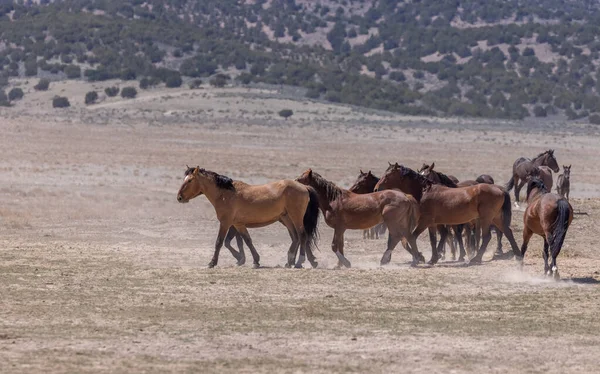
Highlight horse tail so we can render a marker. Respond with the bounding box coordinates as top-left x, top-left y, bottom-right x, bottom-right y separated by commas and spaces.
501, 190, 513, 232
303, 186, 320, 252
505, 175, 515, 191
549, 199, 571, 257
